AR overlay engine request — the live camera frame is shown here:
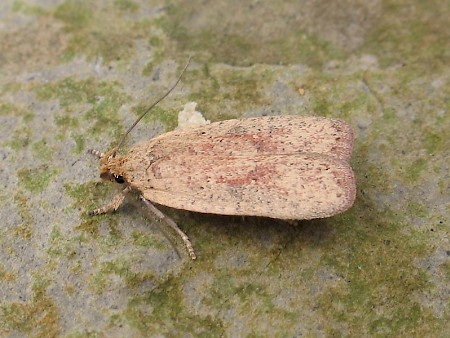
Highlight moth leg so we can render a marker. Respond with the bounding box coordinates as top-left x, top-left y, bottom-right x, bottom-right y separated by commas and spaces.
140, 196, 197, 260
87, 149, 105, 159
89, 186, 131, 216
